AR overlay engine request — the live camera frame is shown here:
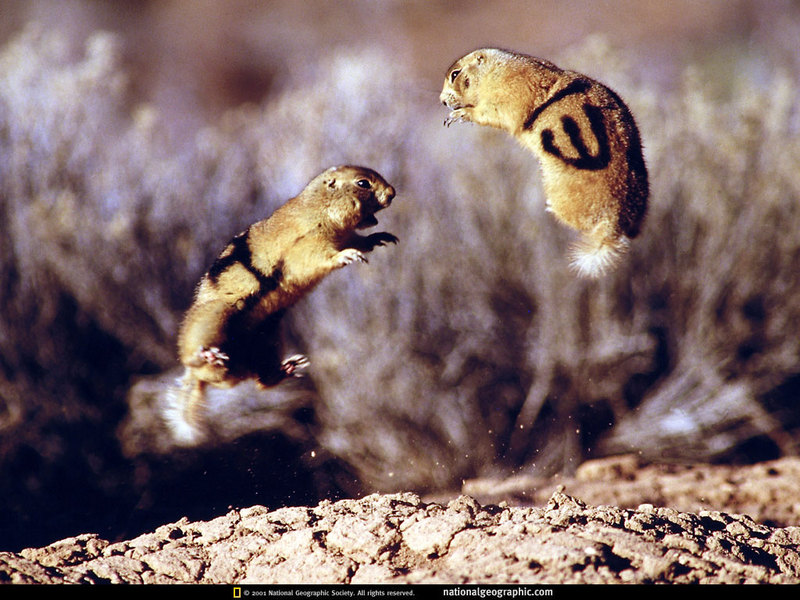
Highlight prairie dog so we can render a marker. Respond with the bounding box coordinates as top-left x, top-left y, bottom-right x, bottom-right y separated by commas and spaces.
440, 48, 648, 277
168, 165, 398, 443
